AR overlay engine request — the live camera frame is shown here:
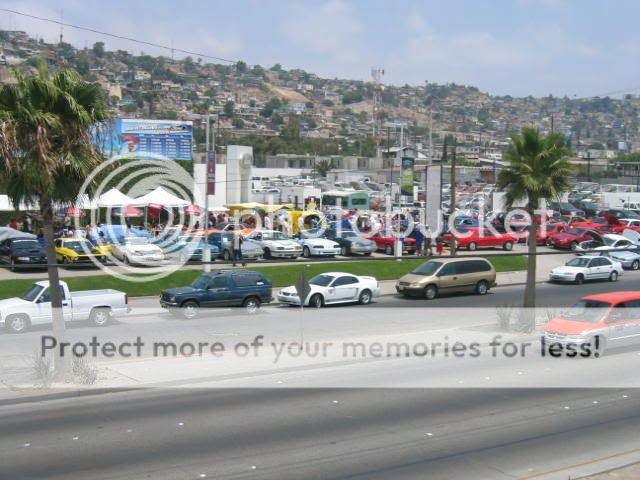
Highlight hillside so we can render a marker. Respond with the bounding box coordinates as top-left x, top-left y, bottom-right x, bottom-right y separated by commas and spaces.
2, 29, 639, 158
